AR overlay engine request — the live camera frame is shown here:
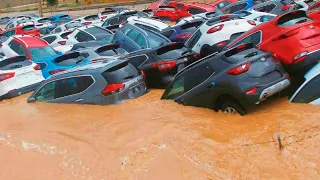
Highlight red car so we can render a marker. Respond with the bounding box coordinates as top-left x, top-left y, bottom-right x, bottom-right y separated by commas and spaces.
307, 5, 320, 20
209, 0, 238, 11
226, 10, 320, 76
153, 2, 215, 21
1, 24, 40, 38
